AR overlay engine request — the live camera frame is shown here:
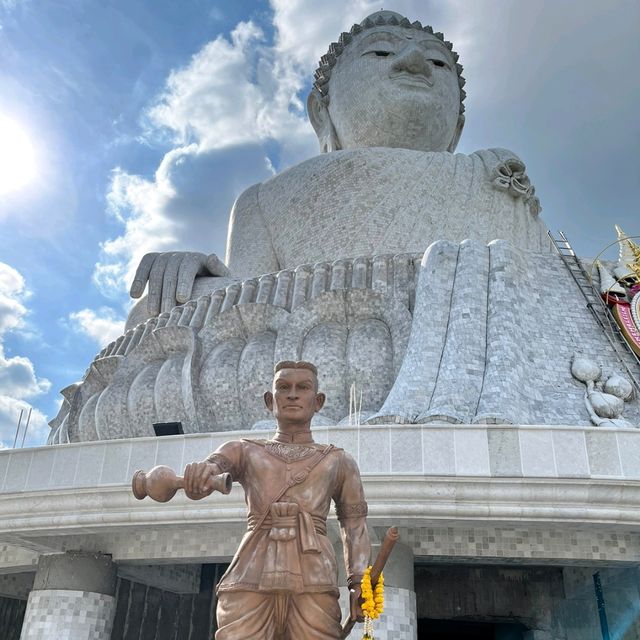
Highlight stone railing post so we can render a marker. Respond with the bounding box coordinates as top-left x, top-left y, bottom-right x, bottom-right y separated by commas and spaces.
20, 551, 116, 640
340, 541, 417, 639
